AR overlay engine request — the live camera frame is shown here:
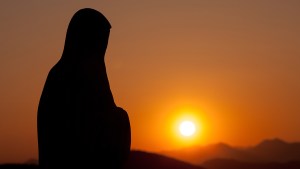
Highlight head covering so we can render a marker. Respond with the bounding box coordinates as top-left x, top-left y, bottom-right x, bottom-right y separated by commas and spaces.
61, 8, 116, 108
62, 8, 111, 61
